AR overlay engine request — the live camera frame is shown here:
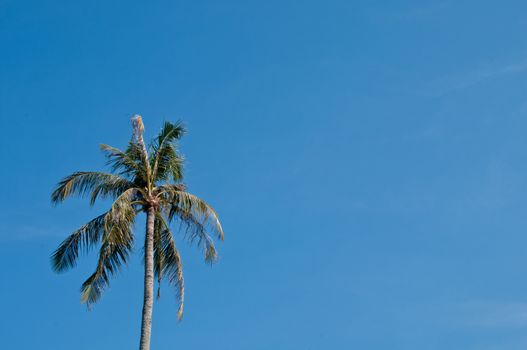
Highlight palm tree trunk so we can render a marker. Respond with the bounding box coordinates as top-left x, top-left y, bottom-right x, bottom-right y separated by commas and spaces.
139, 206, 155, 350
